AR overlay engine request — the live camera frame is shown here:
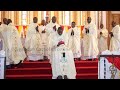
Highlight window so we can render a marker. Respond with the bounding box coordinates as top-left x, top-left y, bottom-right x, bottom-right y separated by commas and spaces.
64, 11, 70, 25
21, 11, 27, 25
44, 11, 46, 20
83, 11, 87, 25
80, 11, 83, 25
